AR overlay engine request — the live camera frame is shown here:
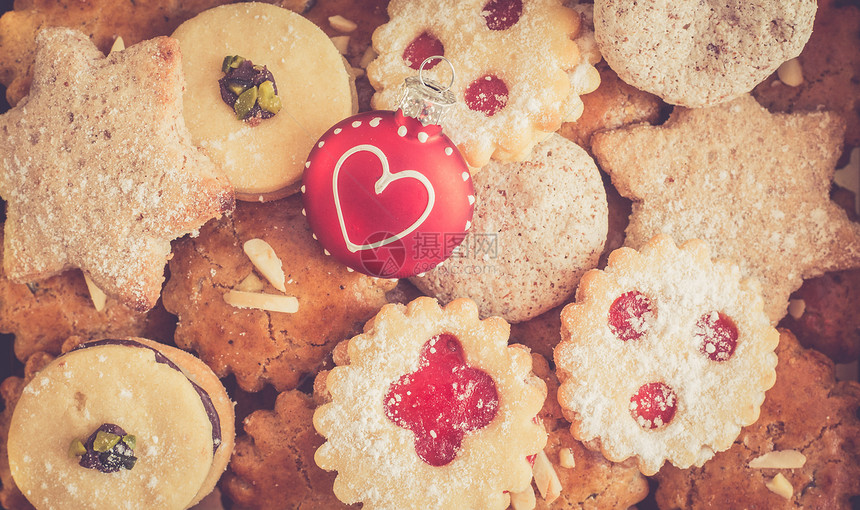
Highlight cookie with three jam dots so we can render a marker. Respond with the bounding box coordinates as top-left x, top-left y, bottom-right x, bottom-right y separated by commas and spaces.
172, 2, 357, 201
522, 353, 650, 509
313, 297, 547, 509
367, 0, 599, 169
410, 134, 608, 324
6, 338, 235, 510
221, 390, 350, 510
554, 234, 780, 476
593, 0, 816, 107
161, 196, 396, 393
655, 330, 860, 510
